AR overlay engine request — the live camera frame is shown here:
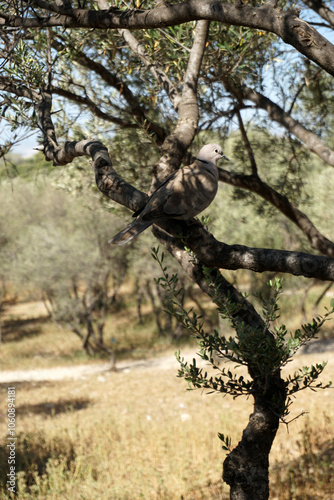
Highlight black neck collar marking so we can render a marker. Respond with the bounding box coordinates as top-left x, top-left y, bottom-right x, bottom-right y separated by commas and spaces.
197, 158, 209, 164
